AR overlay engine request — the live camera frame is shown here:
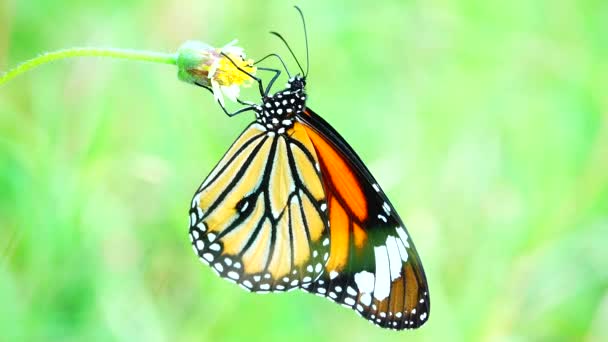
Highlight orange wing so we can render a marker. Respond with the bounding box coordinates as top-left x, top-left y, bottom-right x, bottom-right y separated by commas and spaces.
295, 109, 430, 330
